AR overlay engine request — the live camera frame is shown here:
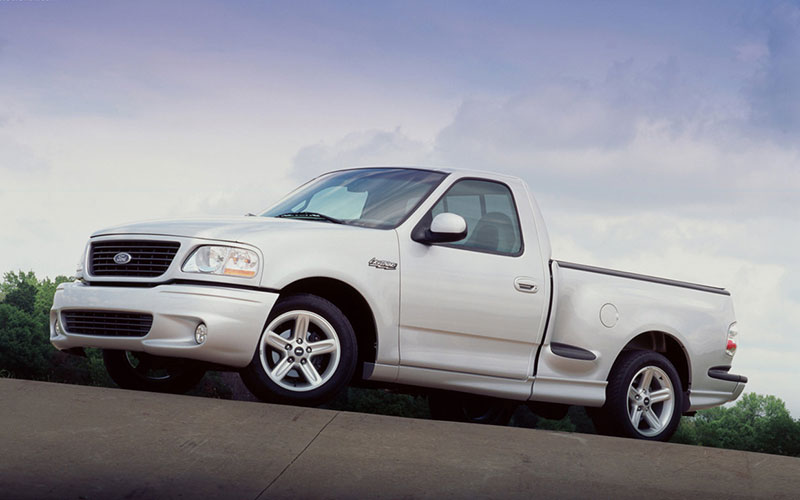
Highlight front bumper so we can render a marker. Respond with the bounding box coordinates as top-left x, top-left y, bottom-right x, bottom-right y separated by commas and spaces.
51, 281, 278, 368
